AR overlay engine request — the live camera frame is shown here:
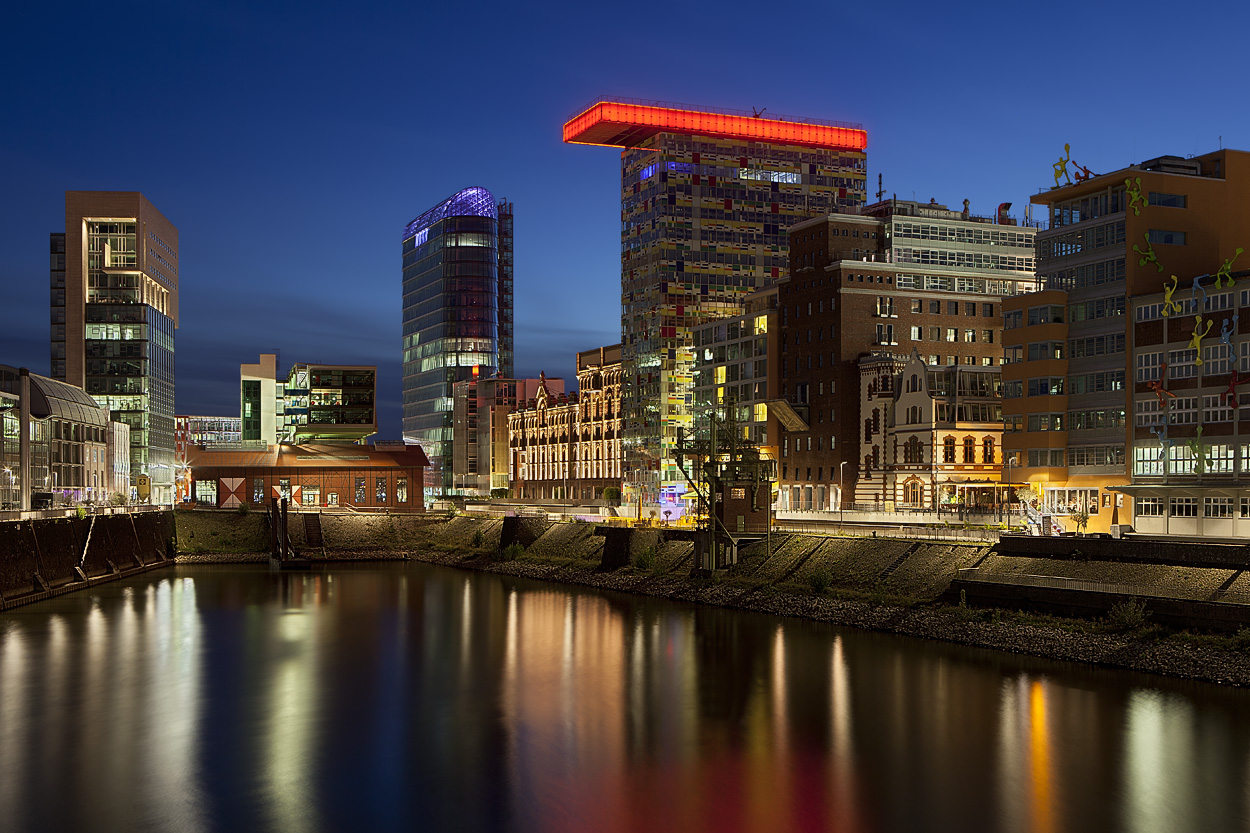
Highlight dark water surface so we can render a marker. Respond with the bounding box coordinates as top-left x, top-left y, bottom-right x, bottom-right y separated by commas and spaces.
2, 563, 1249, 833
